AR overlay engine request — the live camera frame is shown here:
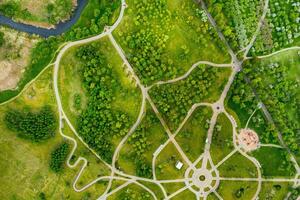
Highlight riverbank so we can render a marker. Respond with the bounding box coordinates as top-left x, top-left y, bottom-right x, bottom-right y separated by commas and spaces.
0, 0, 88, 37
